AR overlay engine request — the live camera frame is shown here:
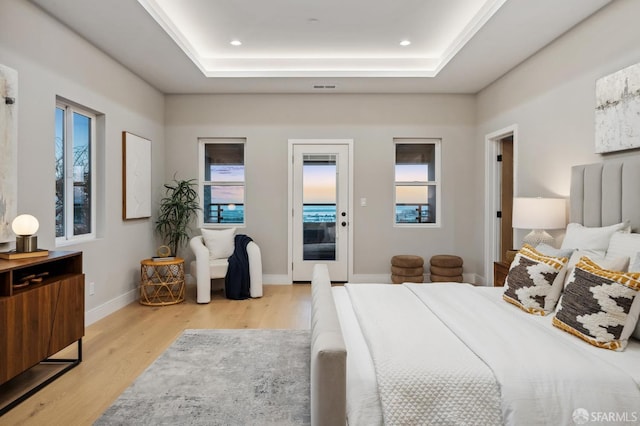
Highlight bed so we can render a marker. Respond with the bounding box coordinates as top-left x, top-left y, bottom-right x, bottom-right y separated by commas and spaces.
310, 159, 640, 426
